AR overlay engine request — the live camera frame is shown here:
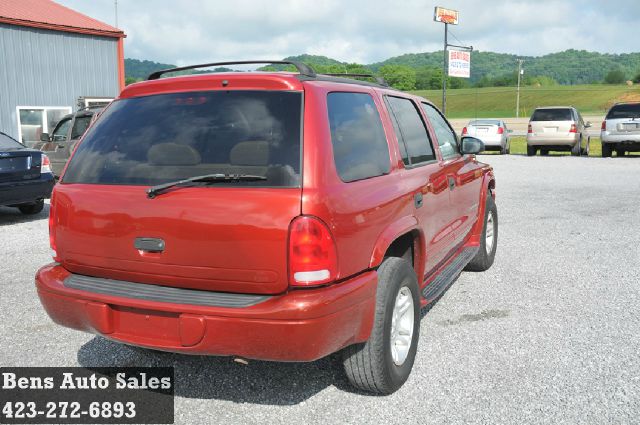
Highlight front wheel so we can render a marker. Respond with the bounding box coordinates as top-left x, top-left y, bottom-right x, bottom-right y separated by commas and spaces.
465, 194, 498, 272
18, 199, 44, 215
342, 257, 420, 395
